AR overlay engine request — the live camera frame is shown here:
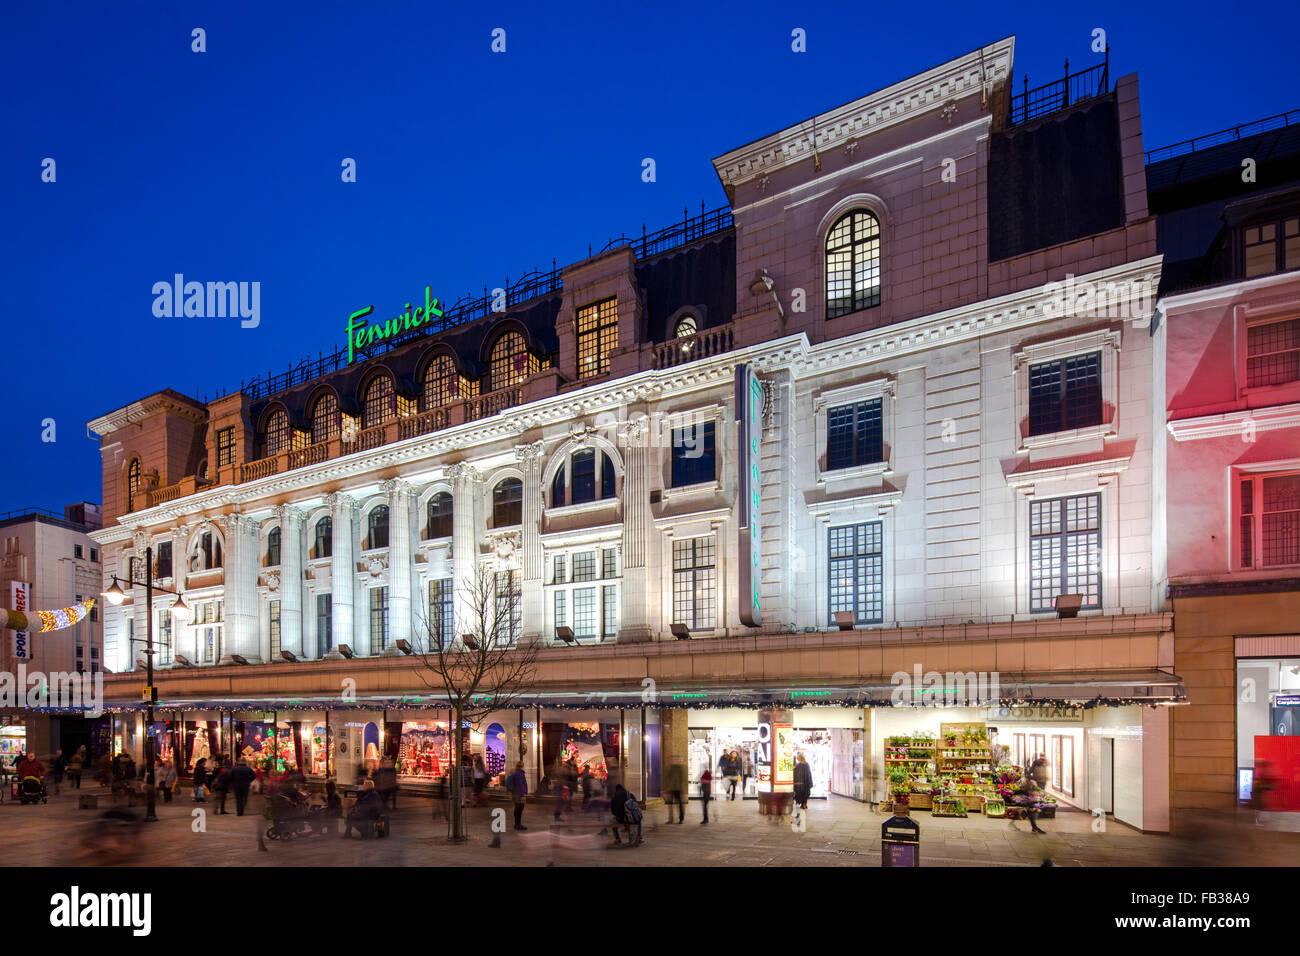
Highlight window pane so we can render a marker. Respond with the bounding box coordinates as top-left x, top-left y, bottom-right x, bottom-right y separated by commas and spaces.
1246, 318, 1300, 388
573, 587, 597, 639
428, 492, 453, 538
825, 210, 881, 318
571, 449, 596, 504
573, 551, 596, 582
363, 376, 395, 429
827, 522, 883, 625
671, 420, 716, 487
602, 548, 618, 578
601, 452, 616, 500
311, 394, 339, 444
553, 553, 568, 584
576, 298, 619, 379
602, 585, 618, 640
827, 400, 882, 470
1029, 495, 1102, 612
554, 589, 566, 628
1261, 474, 1300, 567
